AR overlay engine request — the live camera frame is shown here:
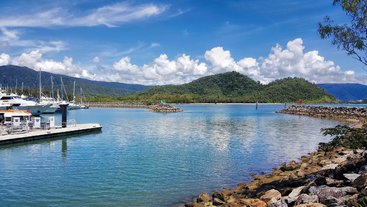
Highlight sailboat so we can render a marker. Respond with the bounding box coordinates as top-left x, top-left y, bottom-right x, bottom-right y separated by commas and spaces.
39, 76, 60, 114
79, 87, 89, 109
68, 81, 81, 110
